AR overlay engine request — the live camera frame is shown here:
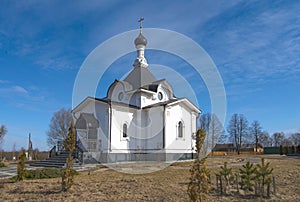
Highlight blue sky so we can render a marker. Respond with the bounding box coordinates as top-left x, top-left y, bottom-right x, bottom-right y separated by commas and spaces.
1, 0, 300, 151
